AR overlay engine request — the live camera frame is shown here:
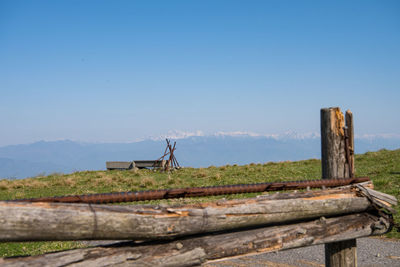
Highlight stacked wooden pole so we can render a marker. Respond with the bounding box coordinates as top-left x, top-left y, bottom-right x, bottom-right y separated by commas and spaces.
156, 139, 180, 171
